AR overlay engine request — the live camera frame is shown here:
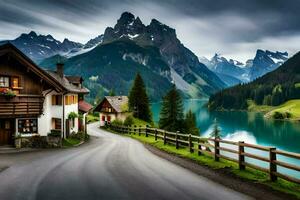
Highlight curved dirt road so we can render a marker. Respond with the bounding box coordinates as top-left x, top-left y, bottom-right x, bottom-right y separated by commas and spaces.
0, 123, 252, 200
